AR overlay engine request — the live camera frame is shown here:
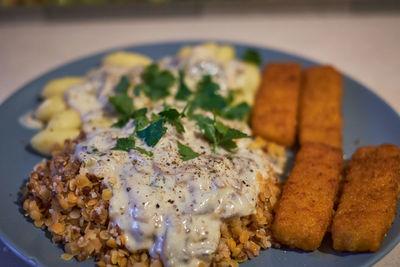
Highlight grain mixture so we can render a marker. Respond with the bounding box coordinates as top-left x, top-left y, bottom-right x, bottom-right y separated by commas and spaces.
23, 137, 281, 266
